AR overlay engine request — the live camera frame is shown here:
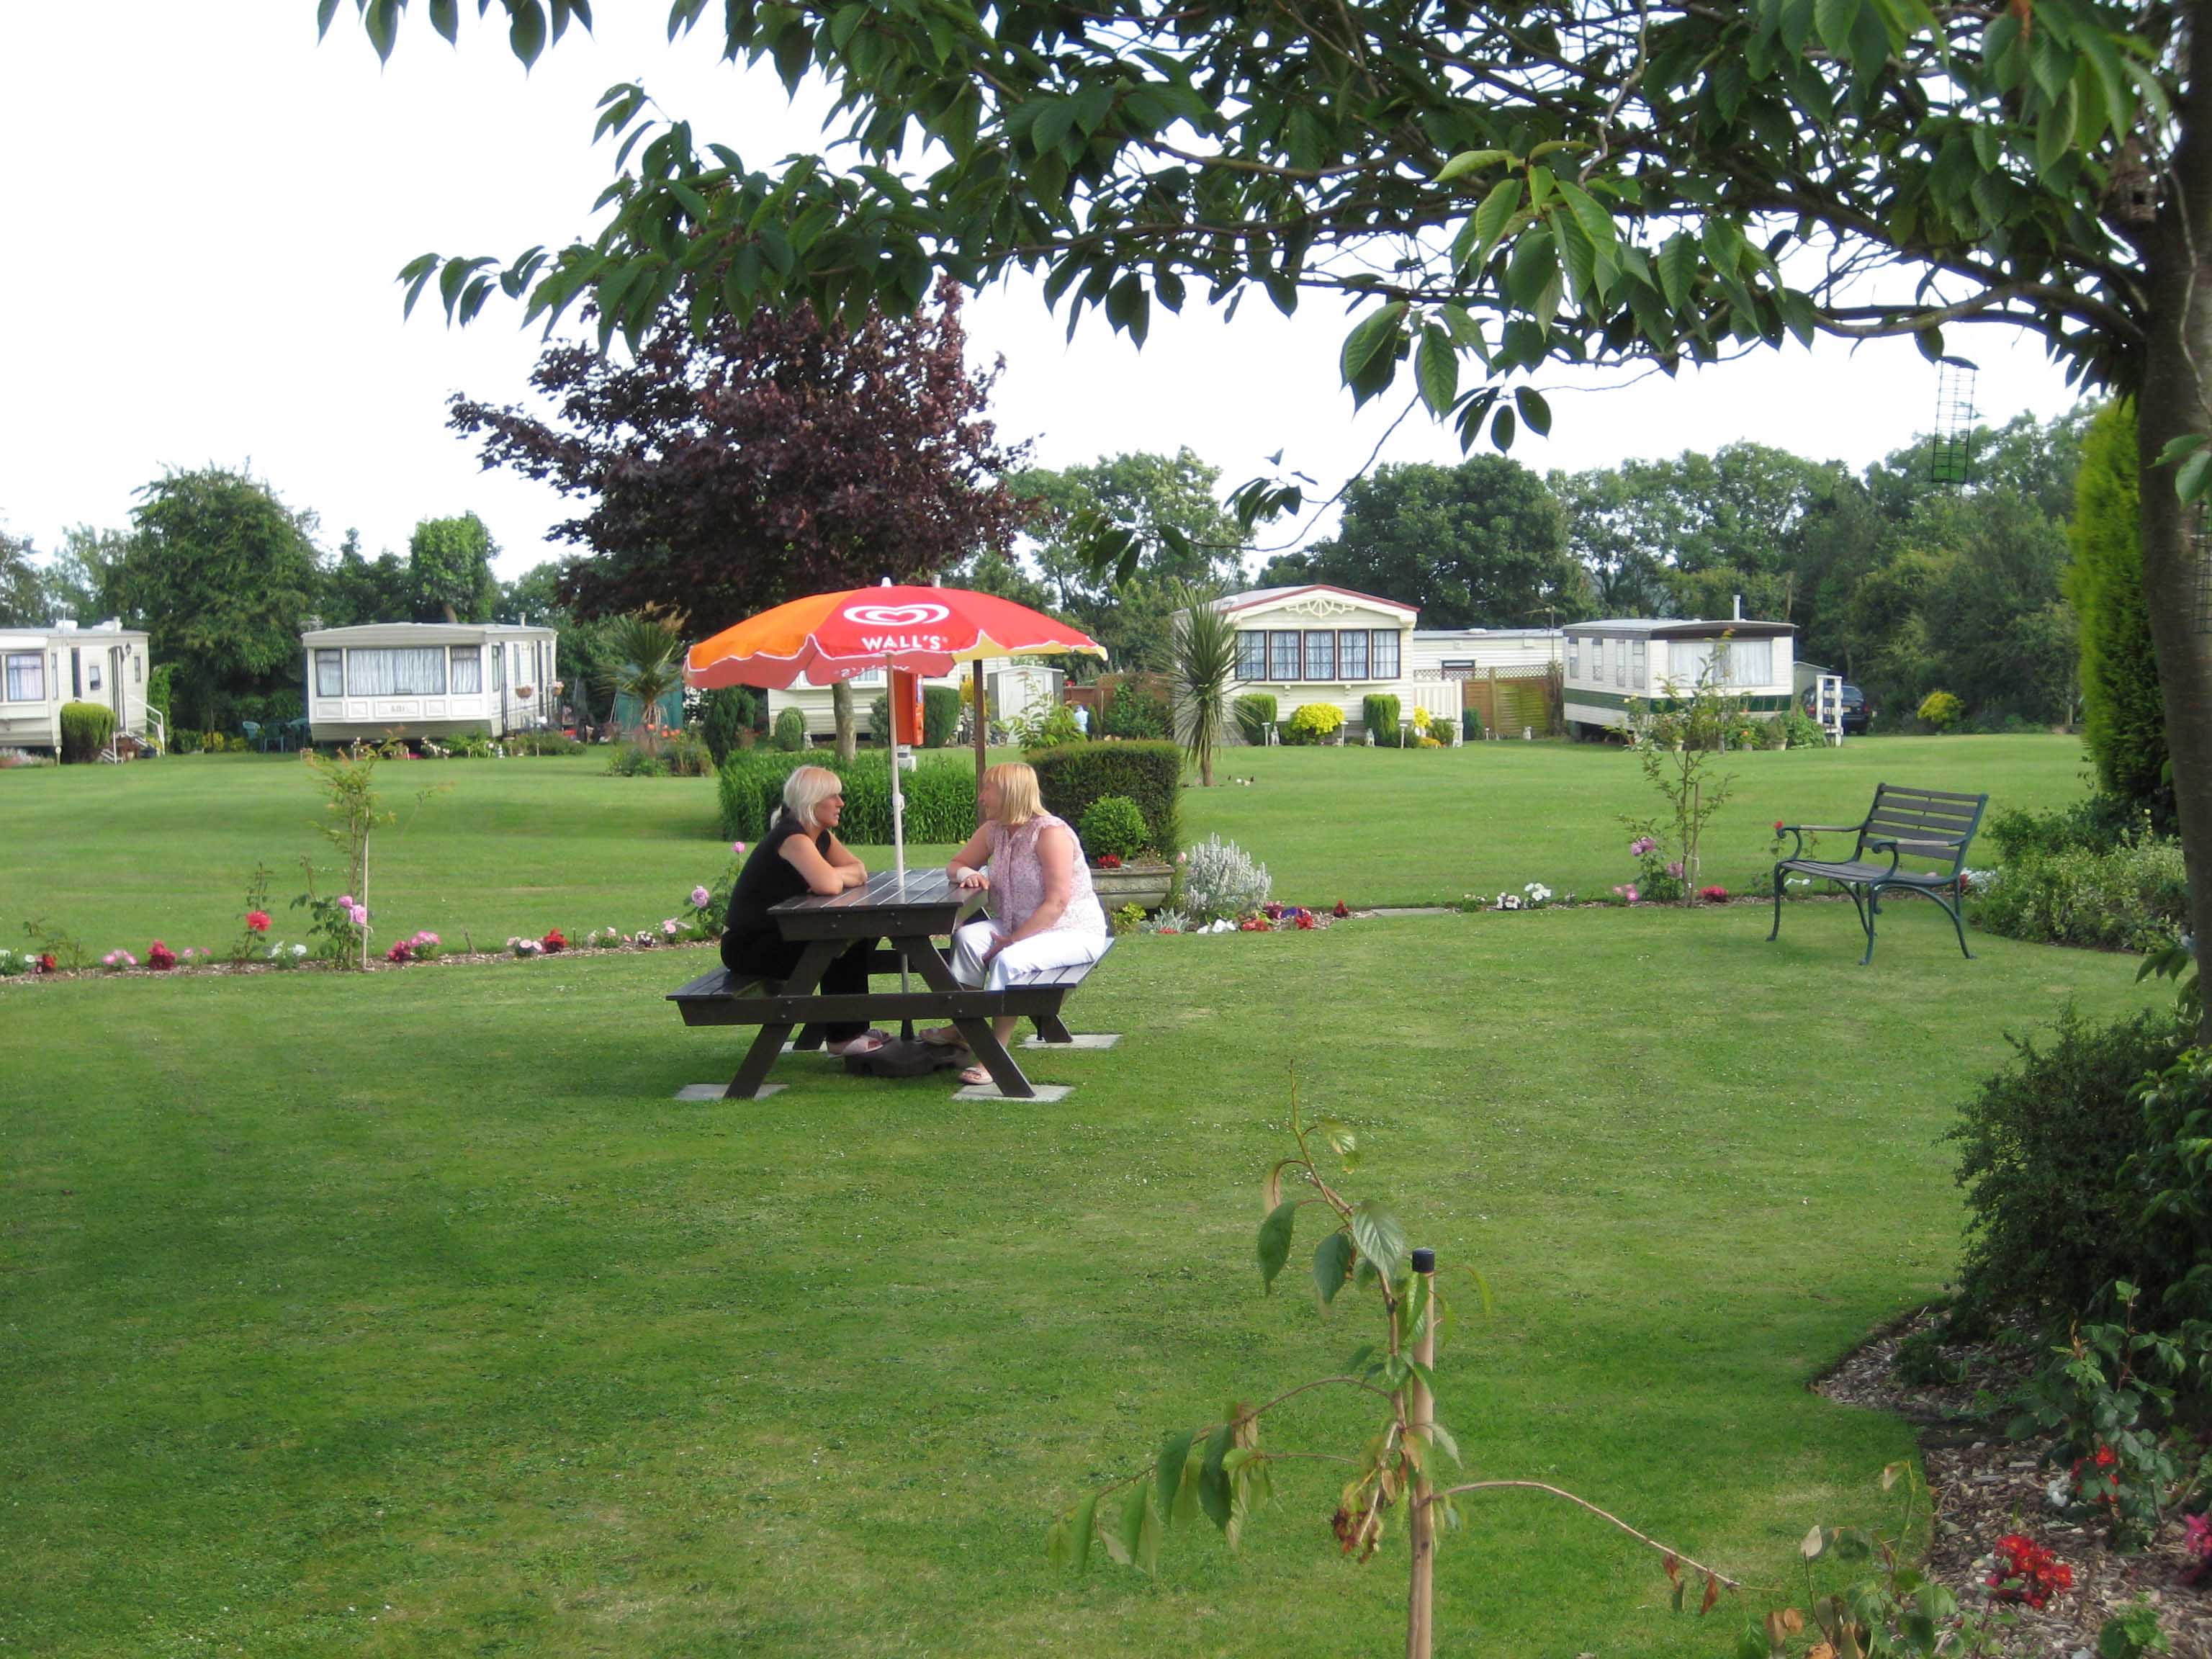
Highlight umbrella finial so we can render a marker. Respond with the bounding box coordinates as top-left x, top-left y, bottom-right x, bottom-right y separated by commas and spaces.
880, 575, 893, 587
